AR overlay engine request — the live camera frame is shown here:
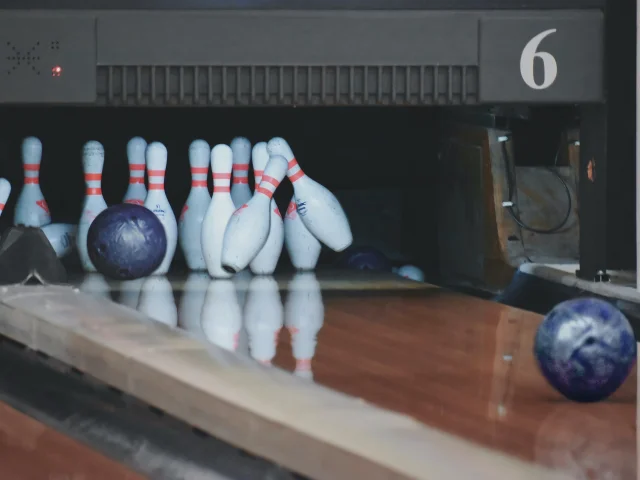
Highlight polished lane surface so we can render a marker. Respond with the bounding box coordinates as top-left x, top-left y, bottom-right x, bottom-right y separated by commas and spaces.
75, 270, 637, 480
